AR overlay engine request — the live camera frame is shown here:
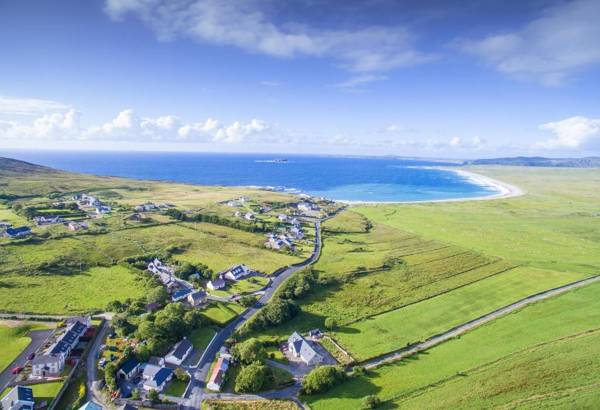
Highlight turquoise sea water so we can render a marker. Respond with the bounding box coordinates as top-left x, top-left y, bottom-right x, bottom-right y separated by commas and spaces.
3, 151, 498, 202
